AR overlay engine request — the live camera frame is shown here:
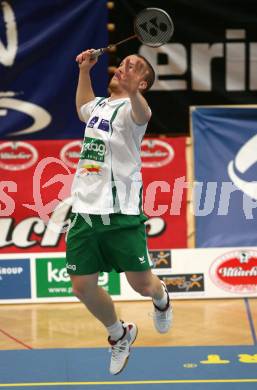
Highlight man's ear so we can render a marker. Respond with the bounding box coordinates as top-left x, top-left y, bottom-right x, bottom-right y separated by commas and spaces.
139, 80, 147, 92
